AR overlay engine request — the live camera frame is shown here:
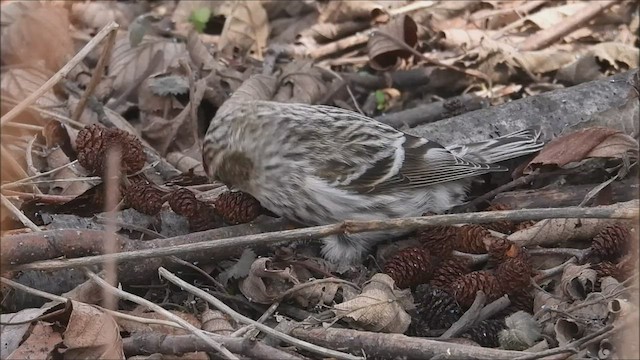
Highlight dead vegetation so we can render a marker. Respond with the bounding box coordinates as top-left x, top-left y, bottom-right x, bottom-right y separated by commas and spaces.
0, 1, 638, 359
